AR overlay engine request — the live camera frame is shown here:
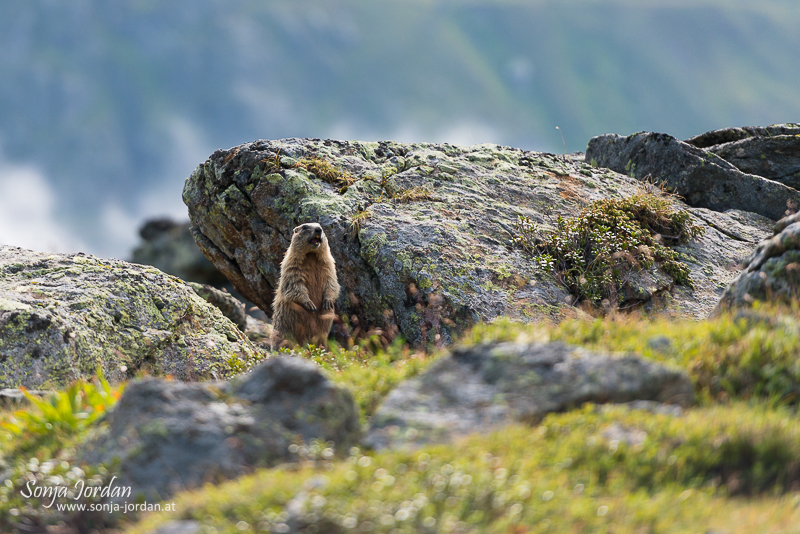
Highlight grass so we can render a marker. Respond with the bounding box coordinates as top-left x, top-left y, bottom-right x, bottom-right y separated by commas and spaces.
0, 376, 123, 531
512, 190, 703, 306
8, 304, 800, 533
295, 157, 356, 189
393, 186, 435, 203
350, 209, 372, 236
125, 404, 800, 534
